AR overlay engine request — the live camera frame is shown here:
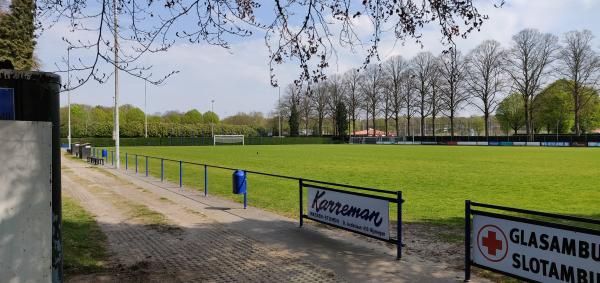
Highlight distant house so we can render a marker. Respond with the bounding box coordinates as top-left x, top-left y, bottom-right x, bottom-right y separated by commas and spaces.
591, 128, 600, 134
352, 128, 395, 137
